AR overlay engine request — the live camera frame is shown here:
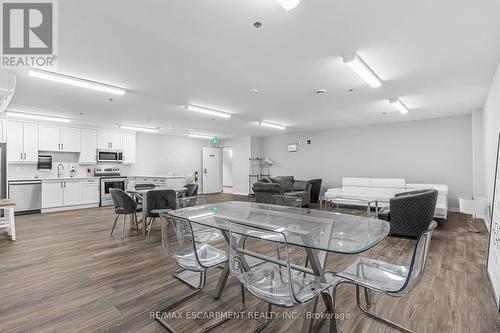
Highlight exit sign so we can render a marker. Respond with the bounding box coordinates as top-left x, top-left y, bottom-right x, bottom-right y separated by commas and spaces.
211, 137, 219, 143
